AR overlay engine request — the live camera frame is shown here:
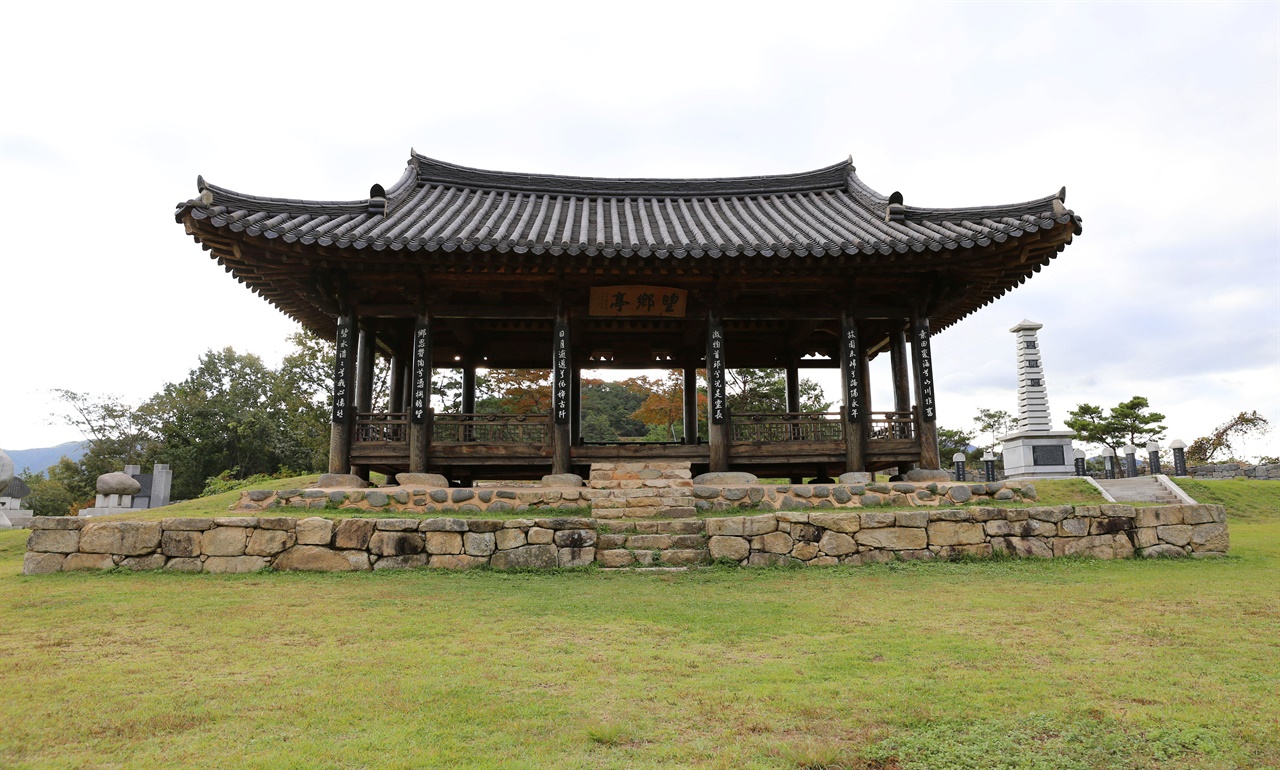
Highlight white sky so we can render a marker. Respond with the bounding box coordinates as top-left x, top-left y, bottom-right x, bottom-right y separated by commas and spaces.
2, 1, 1277, 459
